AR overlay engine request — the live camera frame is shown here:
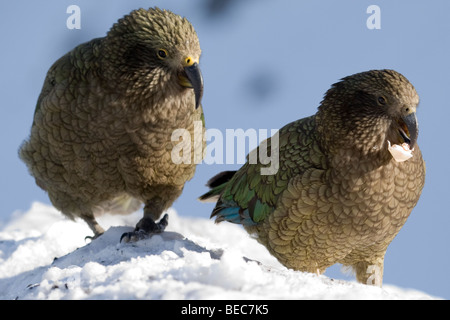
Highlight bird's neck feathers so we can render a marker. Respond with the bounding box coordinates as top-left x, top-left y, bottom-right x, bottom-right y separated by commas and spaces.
122, 84, 196, 130
316, 103, 393, 166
